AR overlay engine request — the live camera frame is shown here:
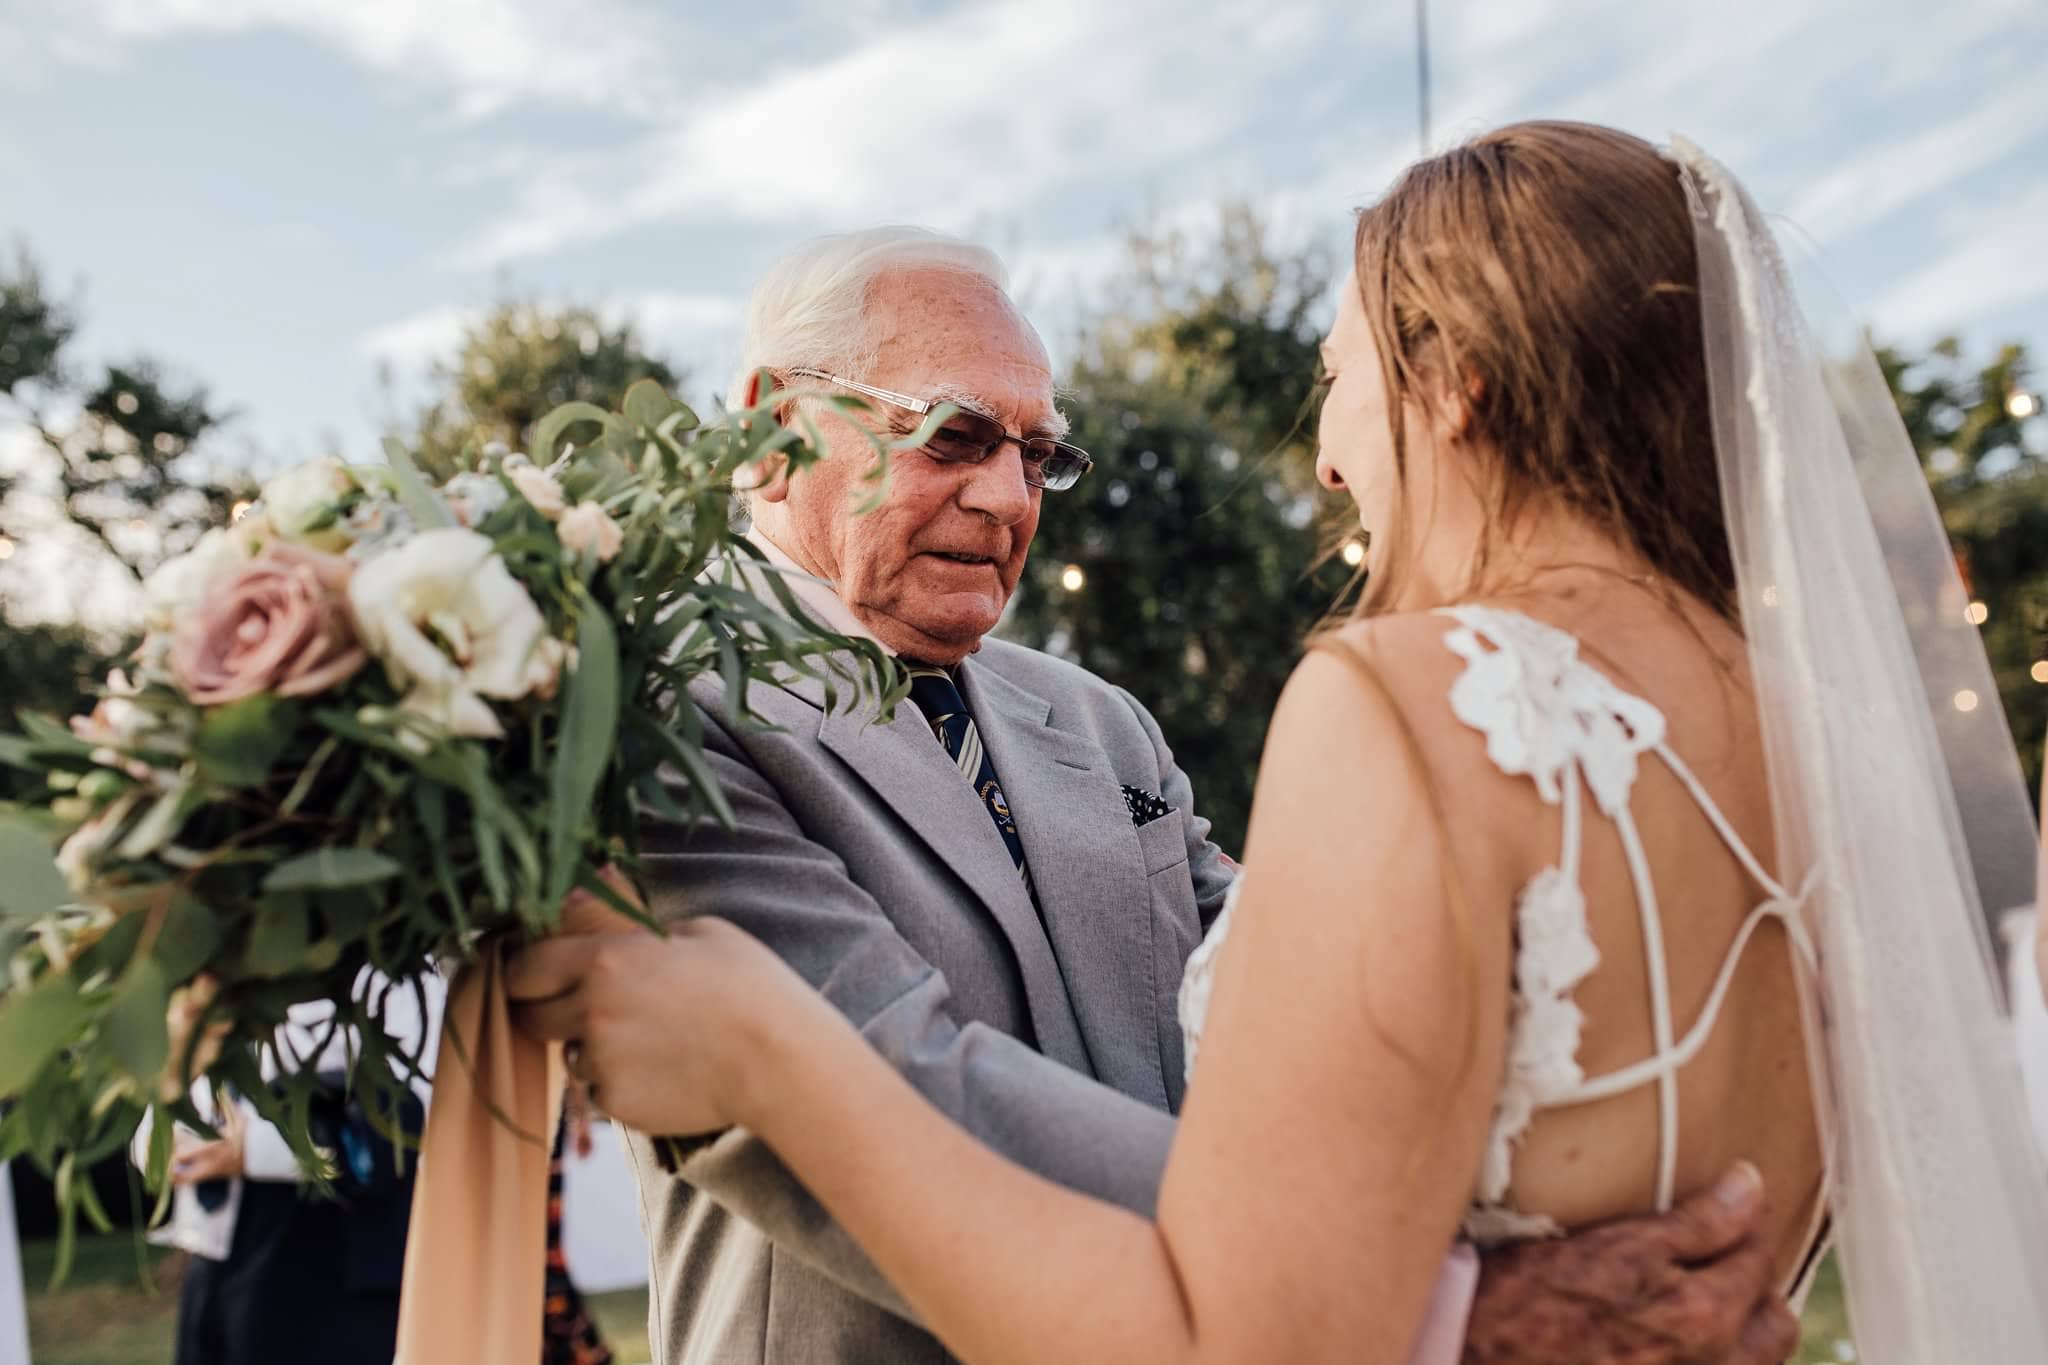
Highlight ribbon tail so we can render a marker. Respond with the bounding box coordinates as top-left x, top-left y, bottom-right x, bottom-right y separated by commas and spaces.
394, 947, 563, 1364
